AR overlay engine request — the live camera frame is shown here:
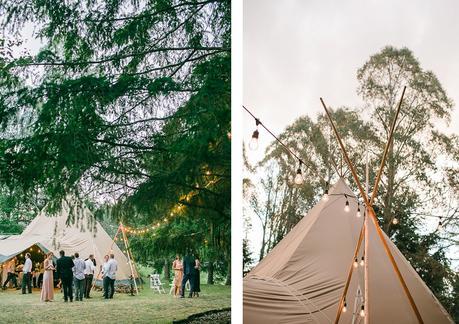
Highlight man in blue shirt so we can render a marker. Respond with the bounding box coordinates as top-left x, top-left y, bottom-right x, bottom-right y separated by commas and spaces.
72, 253, 86, 301
103, 254, 118, 299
